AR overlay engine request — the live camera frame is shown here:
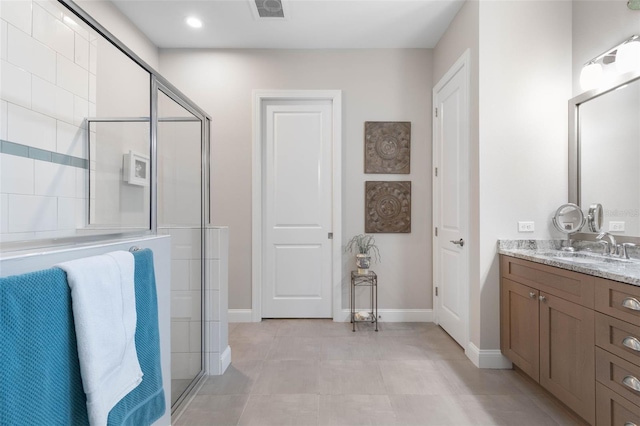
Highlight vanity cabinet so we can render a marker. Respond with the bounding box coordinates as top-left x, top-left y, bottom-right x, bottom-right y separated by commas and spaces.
594, 278, 640, 426
500, 256, 596, 424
